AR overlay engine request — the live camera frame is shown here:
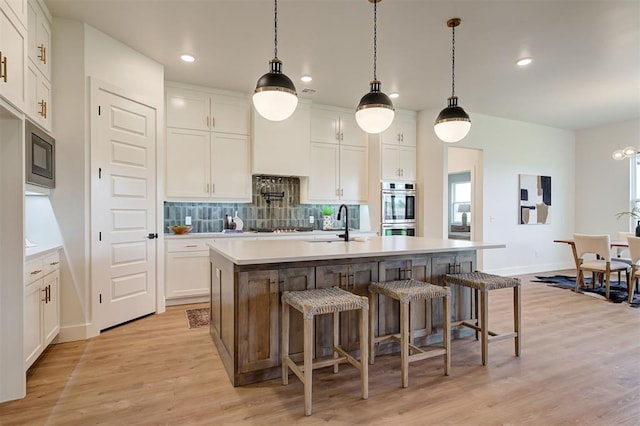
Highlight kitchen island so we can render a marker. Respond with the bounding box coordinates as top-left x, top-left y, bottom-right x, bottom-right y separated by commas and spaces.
208, 236, 505, 386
